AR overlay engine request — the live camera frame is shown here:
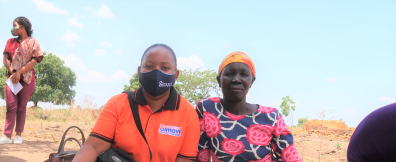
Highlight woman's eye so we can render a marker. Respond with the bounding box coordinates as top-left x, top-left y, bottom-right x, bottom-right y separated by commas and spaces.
145, 65, 153, 69
162, 66, 170, 70
242, 73, 249, 77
